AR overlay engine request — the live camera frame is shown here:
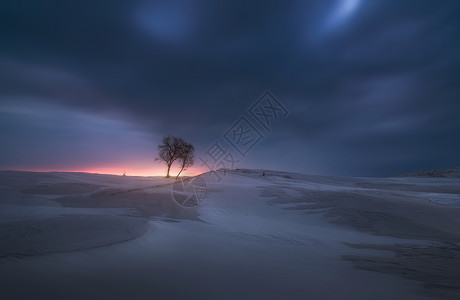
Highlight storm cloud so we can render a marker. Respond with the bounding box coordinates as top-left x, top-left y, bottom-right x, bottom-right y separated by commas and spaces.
1, 0, 460, 176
